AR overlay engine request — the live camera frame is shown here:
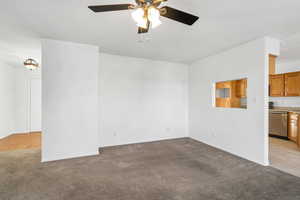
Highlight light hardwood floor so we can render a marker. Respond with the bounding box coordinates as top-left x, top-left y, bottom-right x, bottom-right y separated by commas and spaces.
0, 132, 41, 152
269, 137, 300, 177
